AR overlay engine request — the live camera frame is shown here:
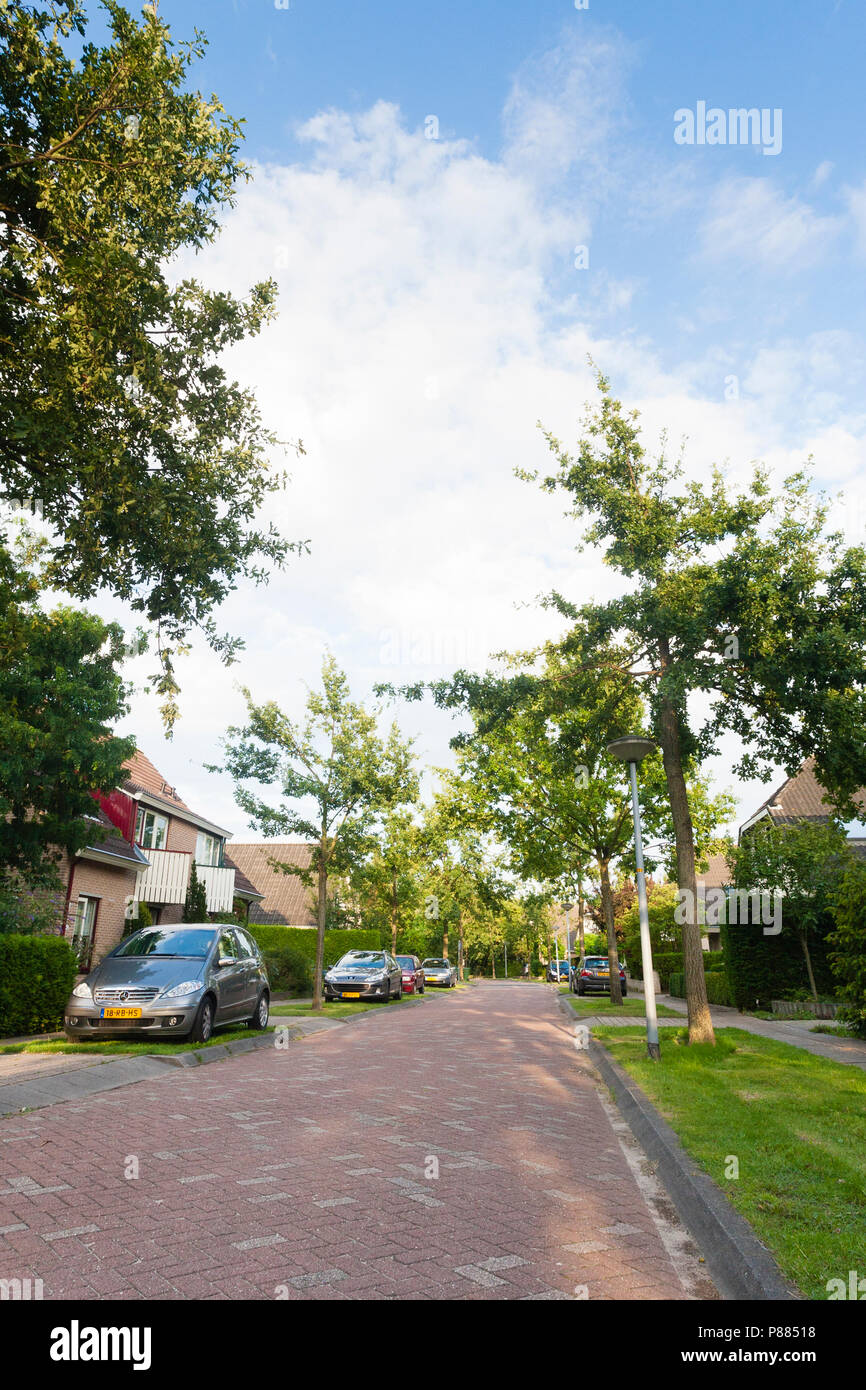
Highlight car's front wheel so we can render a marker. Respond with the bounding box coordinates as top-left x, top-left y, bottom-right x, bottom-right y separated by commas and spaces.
248, 991, 269, 1030
191, 995, 214, 1043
